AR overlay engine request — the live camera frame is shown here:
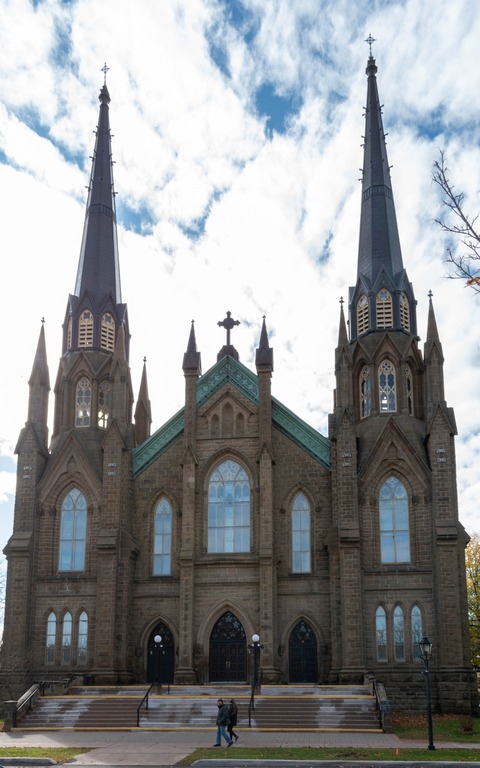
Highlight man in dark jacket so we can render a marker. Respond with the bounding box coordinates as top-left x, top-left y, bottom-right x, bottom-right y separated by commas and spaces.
213, 698, 234, 747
